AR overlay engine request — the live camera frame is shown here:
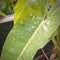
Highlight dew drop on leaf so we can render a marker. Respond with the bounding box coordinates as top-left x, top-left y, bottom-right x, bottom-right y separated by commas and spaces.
43, 24, 48, 31
31, 25, 36, 29
46, 20, 50, 25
